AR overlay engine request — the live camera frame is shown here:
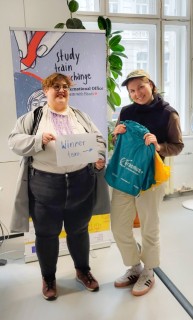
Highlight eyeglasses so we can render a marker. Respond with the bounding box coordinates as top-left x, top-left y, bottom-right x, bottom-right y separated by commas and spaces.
52, 84, 70, 91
